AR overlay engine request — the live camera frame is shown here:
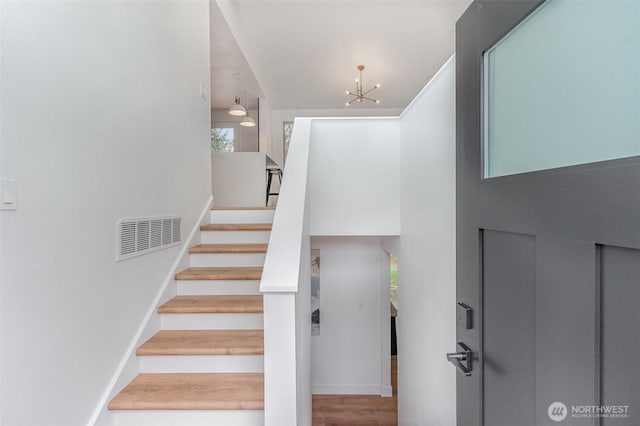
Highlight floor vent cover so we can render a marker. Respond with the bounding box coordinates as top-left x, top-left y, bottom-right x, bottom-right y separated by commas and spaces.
117, 216, 181, 261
